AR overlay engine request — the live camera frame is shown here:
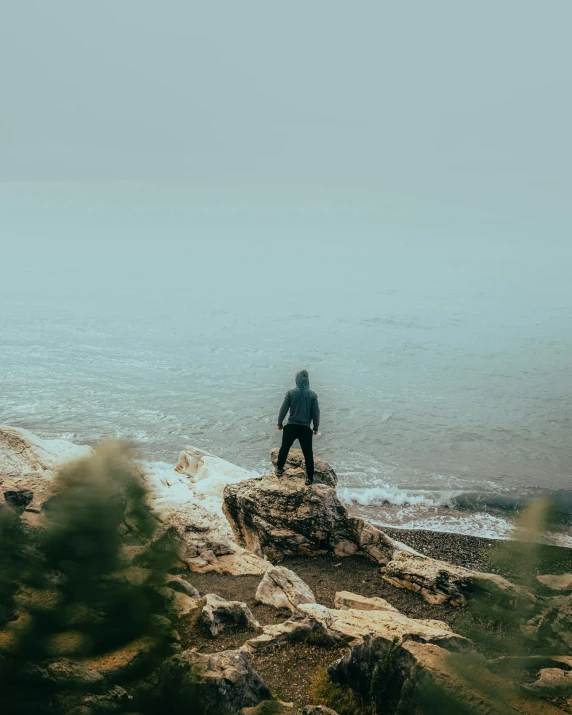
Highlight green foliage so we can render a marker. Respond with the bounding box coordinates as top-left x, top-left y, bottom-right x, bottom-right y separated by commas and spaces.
0, 443, 179, 713
308, 668, 371, 715
305, 627, 340, 648
0, 507, 34, 626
